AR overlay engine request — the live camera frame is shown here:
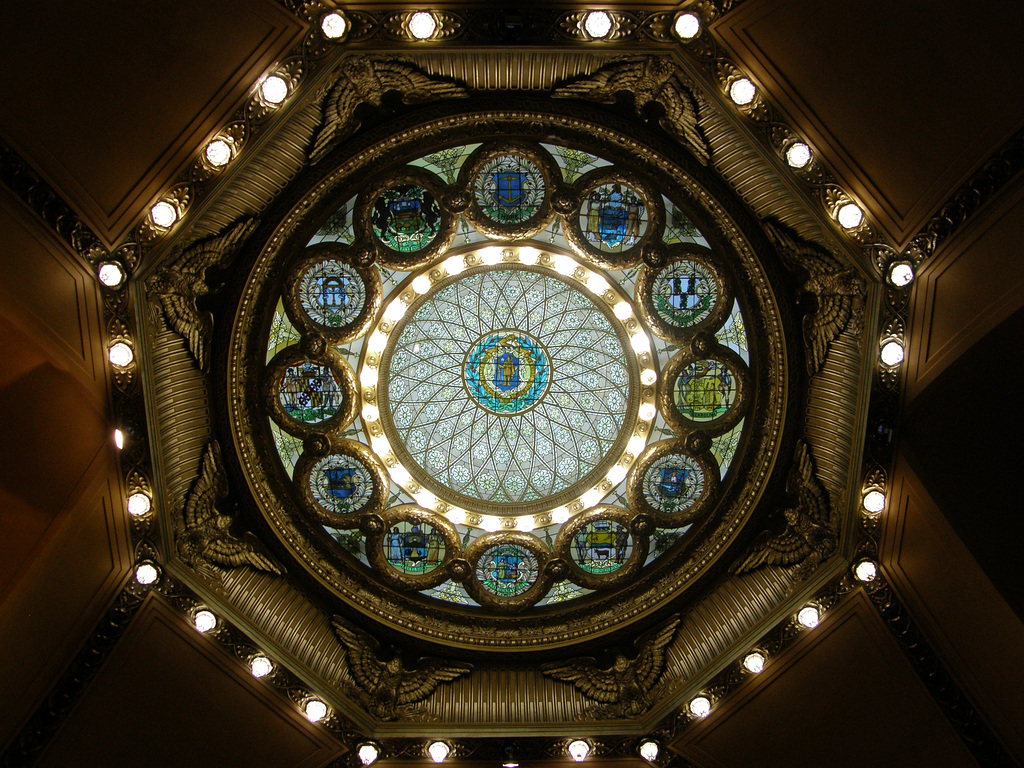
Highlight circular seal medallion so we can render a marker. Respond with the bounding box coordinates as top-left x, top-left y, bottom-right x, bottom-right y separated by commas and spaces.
464, 331, 551, 414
